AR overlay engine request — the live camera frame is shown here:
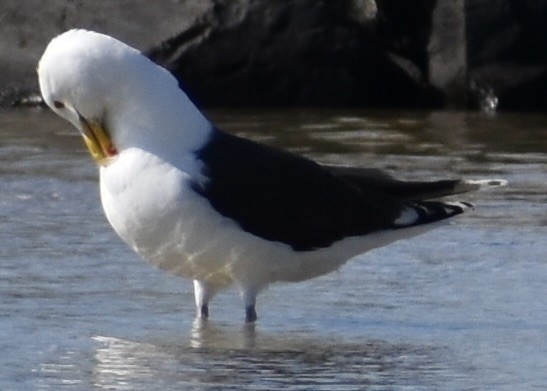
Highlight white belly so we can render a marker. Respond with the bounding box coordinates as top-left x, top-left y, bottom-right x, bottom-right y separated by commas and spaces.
99, 149, 436, 290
